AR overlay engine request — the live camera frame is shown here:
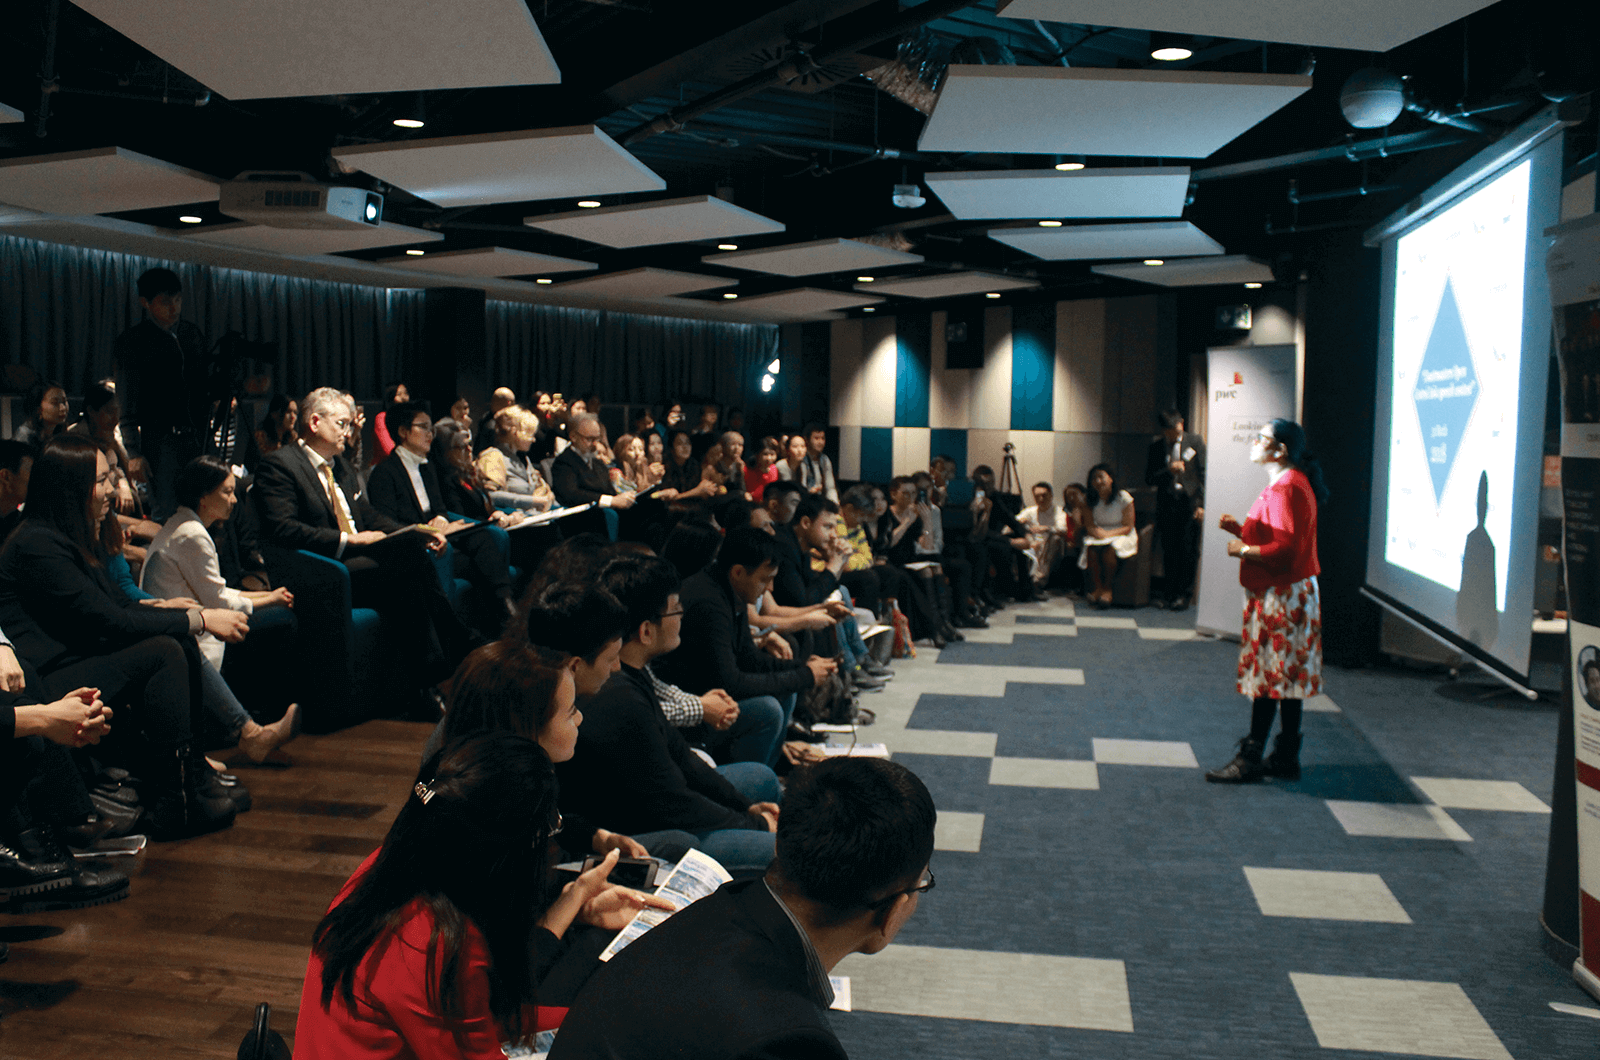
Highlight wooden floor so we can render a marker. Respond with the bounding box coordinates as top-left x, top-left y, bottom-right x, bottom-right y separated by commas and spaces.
0, 719, 432, 1059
